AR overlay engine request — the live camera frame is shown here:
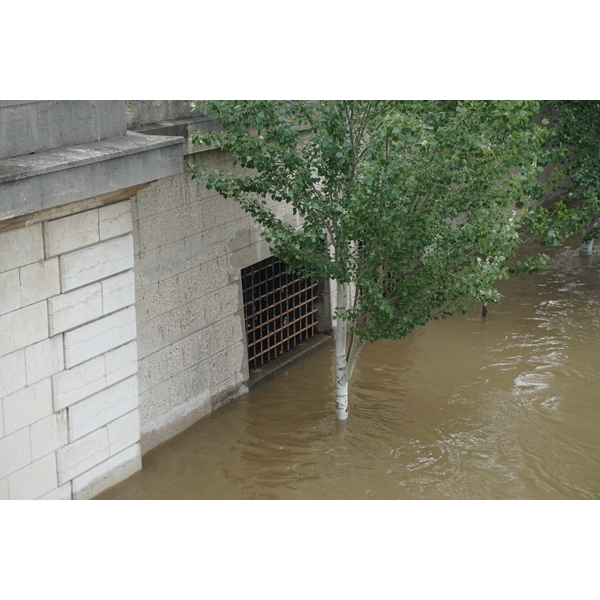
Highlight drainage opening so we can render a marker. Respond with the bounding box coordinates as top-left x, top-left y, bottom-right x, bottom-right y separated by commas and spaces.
242, 255, 318, 371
